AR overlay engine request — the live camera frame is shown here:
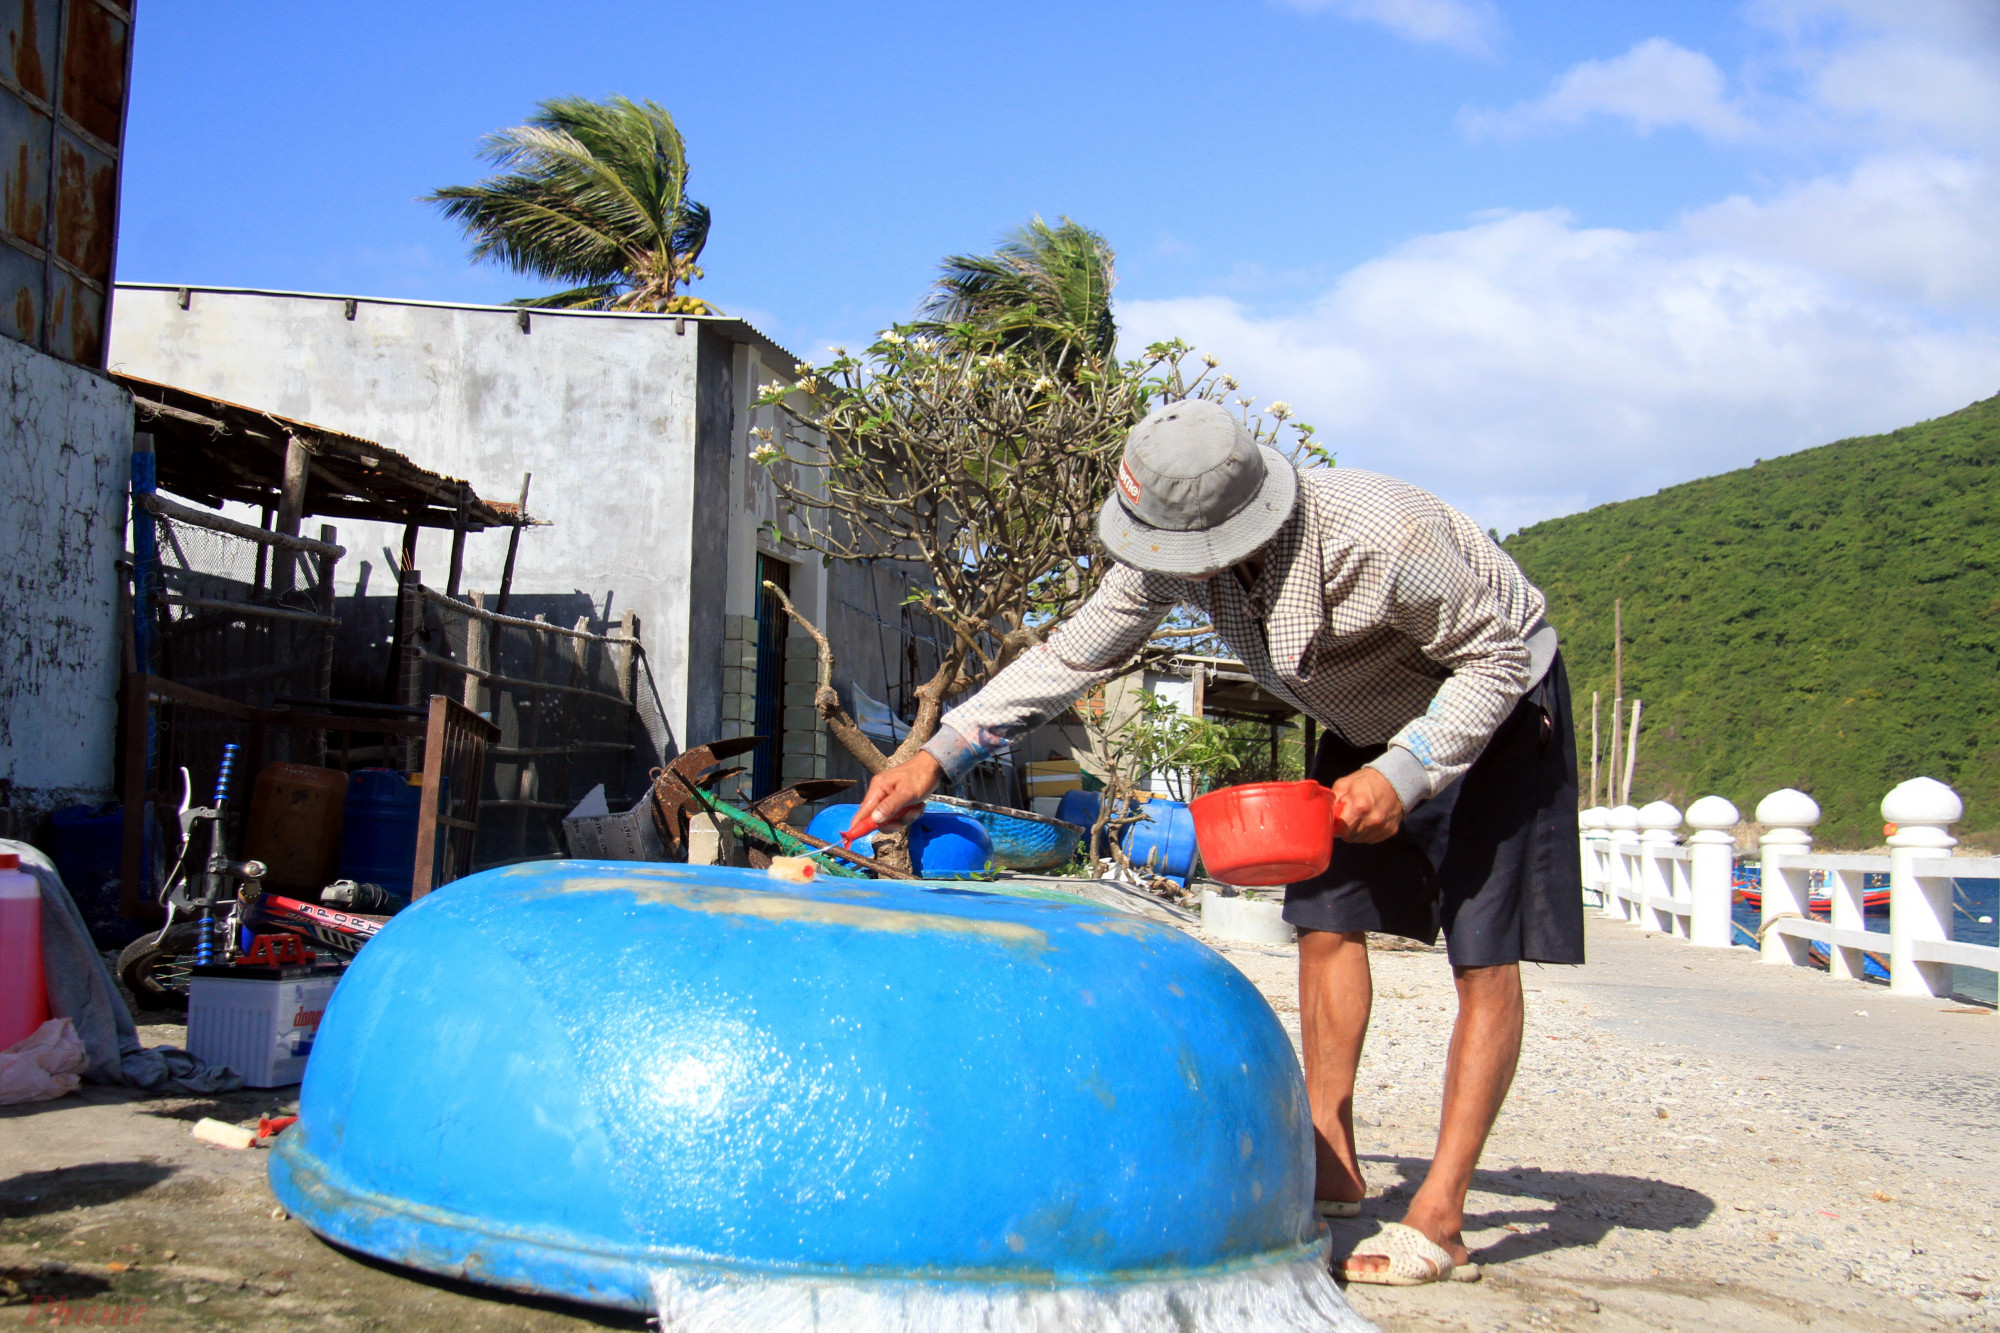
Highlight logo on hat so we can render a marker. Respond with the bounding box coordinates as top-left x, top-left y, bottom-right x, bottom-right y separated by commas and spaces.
1117, 459, 1142, 504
